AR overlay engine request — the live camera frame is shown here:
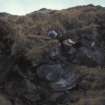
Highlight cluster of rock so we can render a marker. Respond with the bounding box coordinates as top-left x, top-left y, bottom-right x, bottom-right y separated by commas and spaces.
65, 31, 105, 67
